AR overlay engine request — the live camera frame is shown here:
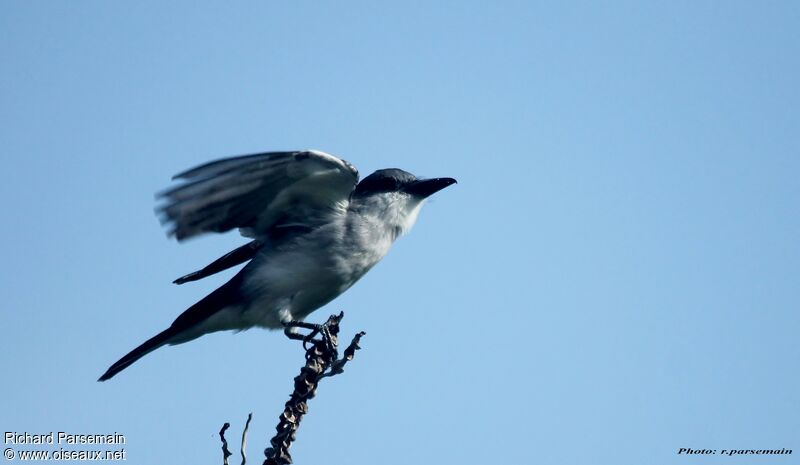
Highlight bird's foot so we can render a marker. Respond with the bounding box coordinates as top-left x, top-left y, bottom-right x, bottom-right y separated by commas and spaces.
283, 312, 344, 362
